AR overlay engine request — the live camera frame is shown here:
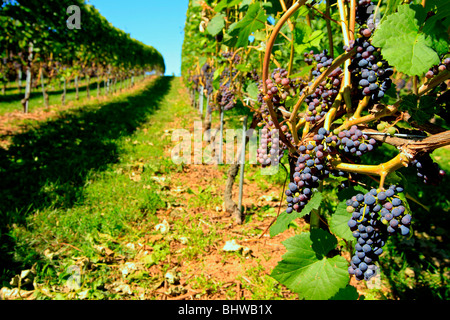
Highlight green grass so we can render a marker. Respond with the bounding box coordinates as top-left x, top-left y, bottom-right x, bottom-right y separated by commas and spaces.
0, 76, 181, 291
